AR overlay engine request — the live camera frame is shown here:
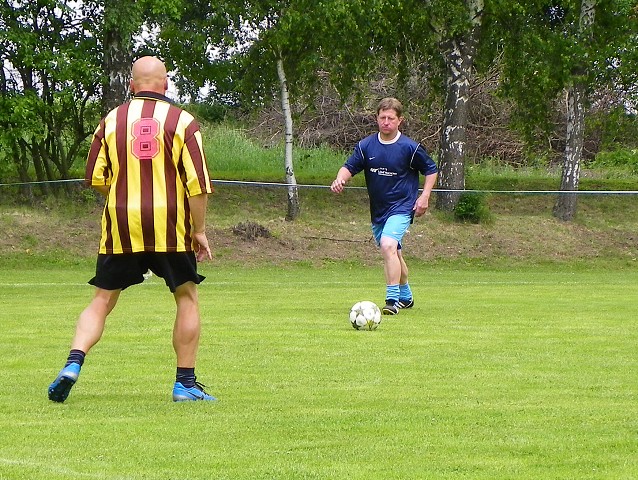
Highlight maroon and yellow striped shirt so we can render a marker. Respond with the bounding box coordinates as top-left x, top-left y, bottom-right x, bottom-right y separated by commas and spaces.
85, 92, 212, 254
